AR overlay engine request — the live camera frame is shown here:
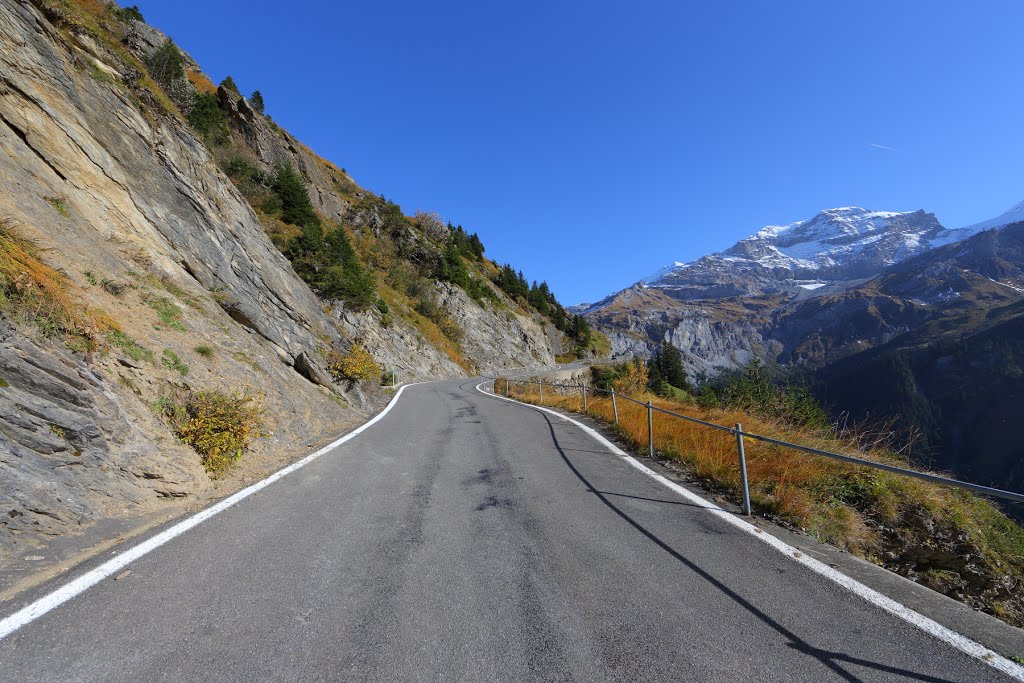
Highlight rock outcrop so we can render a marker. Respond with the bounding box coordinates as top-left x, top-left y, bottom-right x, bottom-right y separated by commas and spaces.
0, 320, 204, 548
0, 0, 559, 571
